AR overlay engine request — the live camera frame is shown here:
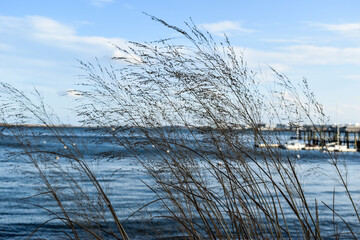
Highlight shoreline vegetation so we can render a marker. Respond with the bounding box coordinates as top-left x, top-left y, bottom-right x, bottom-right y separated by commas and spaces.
1, 16, 360, 239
